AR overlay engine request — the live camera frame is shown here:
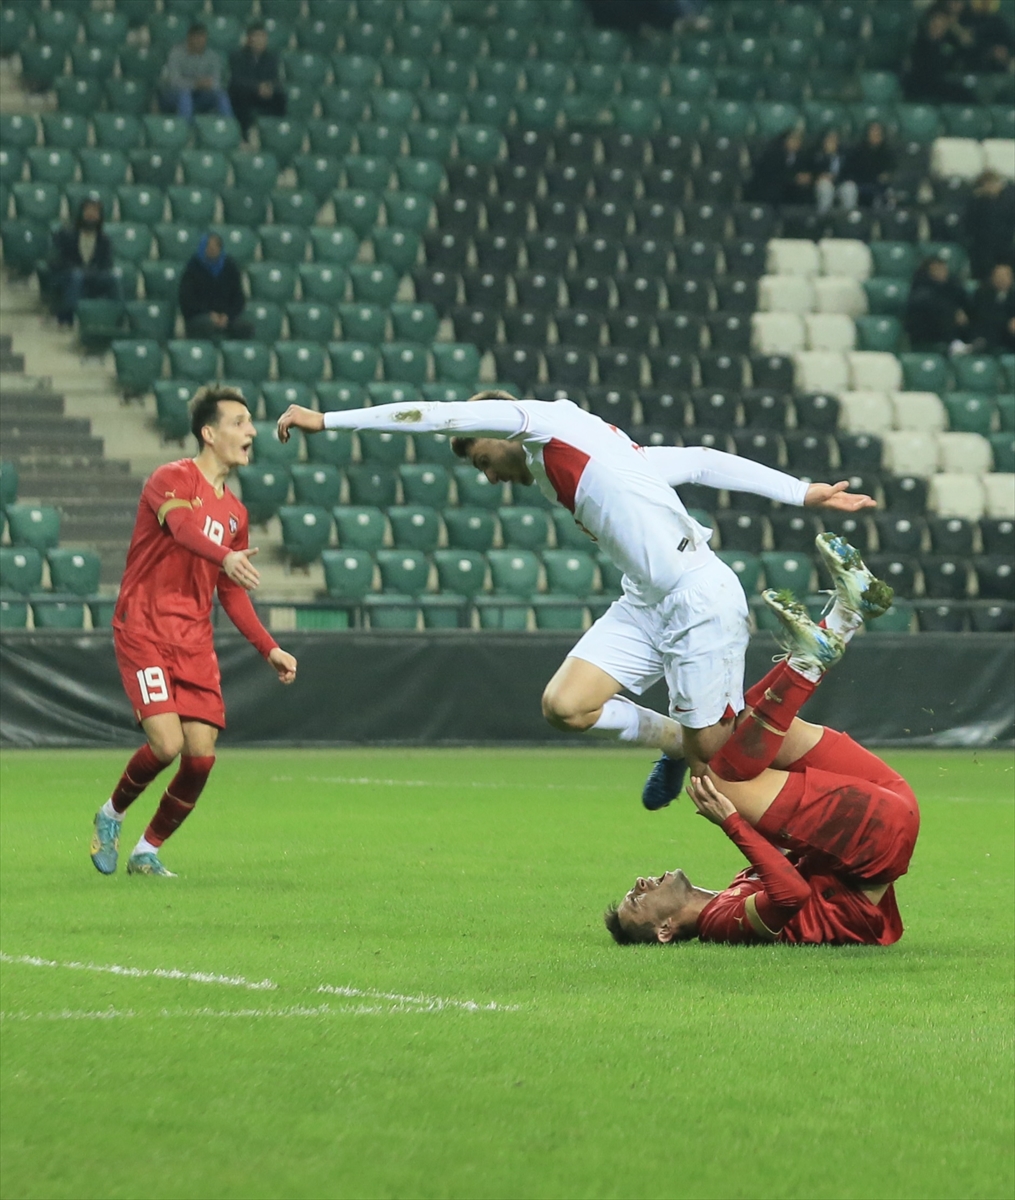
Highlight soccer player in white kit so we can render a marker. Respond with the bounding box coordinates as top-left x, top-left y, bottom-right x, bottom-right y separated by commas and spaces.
277, 392, 874, 802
